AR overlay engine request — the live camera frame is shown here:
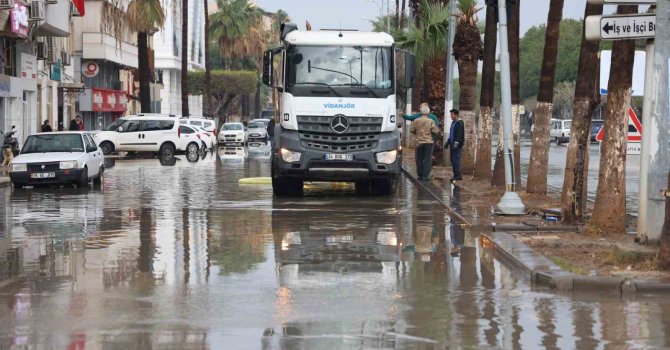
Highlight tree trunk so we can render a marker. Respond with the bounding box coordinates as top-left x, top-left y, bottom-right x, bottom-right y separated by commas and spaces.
181, 0, 190, 117
401, 0, 406, 25
526, 0, 564, 194
204, 0, 211, 116
456, 57, 478, 175
657, 171, 670, 269
492, 0, 520, 186
561, 3, 603, 222
396, 0, 400, 29
138, 31, 151, 113
591, 5, 637, 235
475, 4, 496, 180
